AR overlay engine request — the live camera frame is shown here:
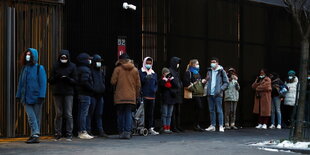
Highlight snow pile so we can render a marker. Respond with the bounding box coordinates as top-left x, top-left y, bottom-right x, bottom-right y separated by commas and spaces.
251, 140, 310, 150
